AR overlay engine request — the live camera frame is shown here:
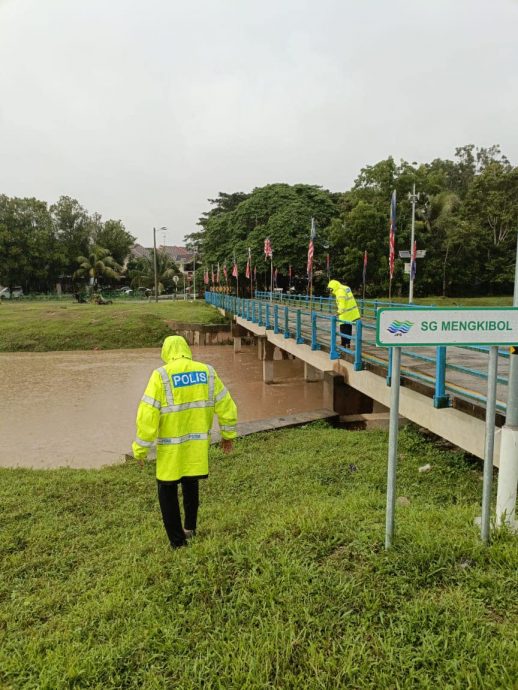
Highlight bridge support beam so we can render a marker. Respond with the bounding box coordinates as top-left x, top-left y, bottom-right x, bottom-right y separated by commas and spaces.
233, 337, 242, 353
